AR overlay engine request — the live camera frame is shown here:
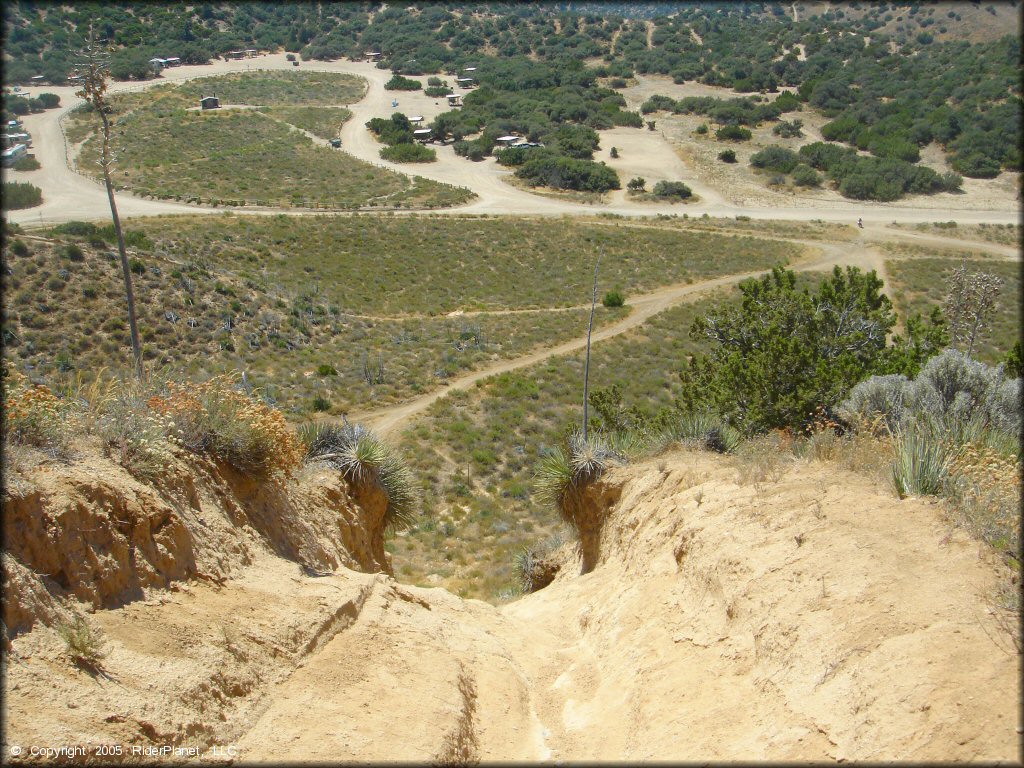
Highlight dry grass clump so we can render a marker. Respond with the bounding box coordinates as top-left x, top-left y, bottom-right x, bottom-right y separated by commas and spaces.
2, 367, 75, 459
729, 431, 790, 487
512, 532, 567, 593
146, 374, 303, 478
945, 440, 1021, 561
433, 668, 480, 767
4, 364, 304, 481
